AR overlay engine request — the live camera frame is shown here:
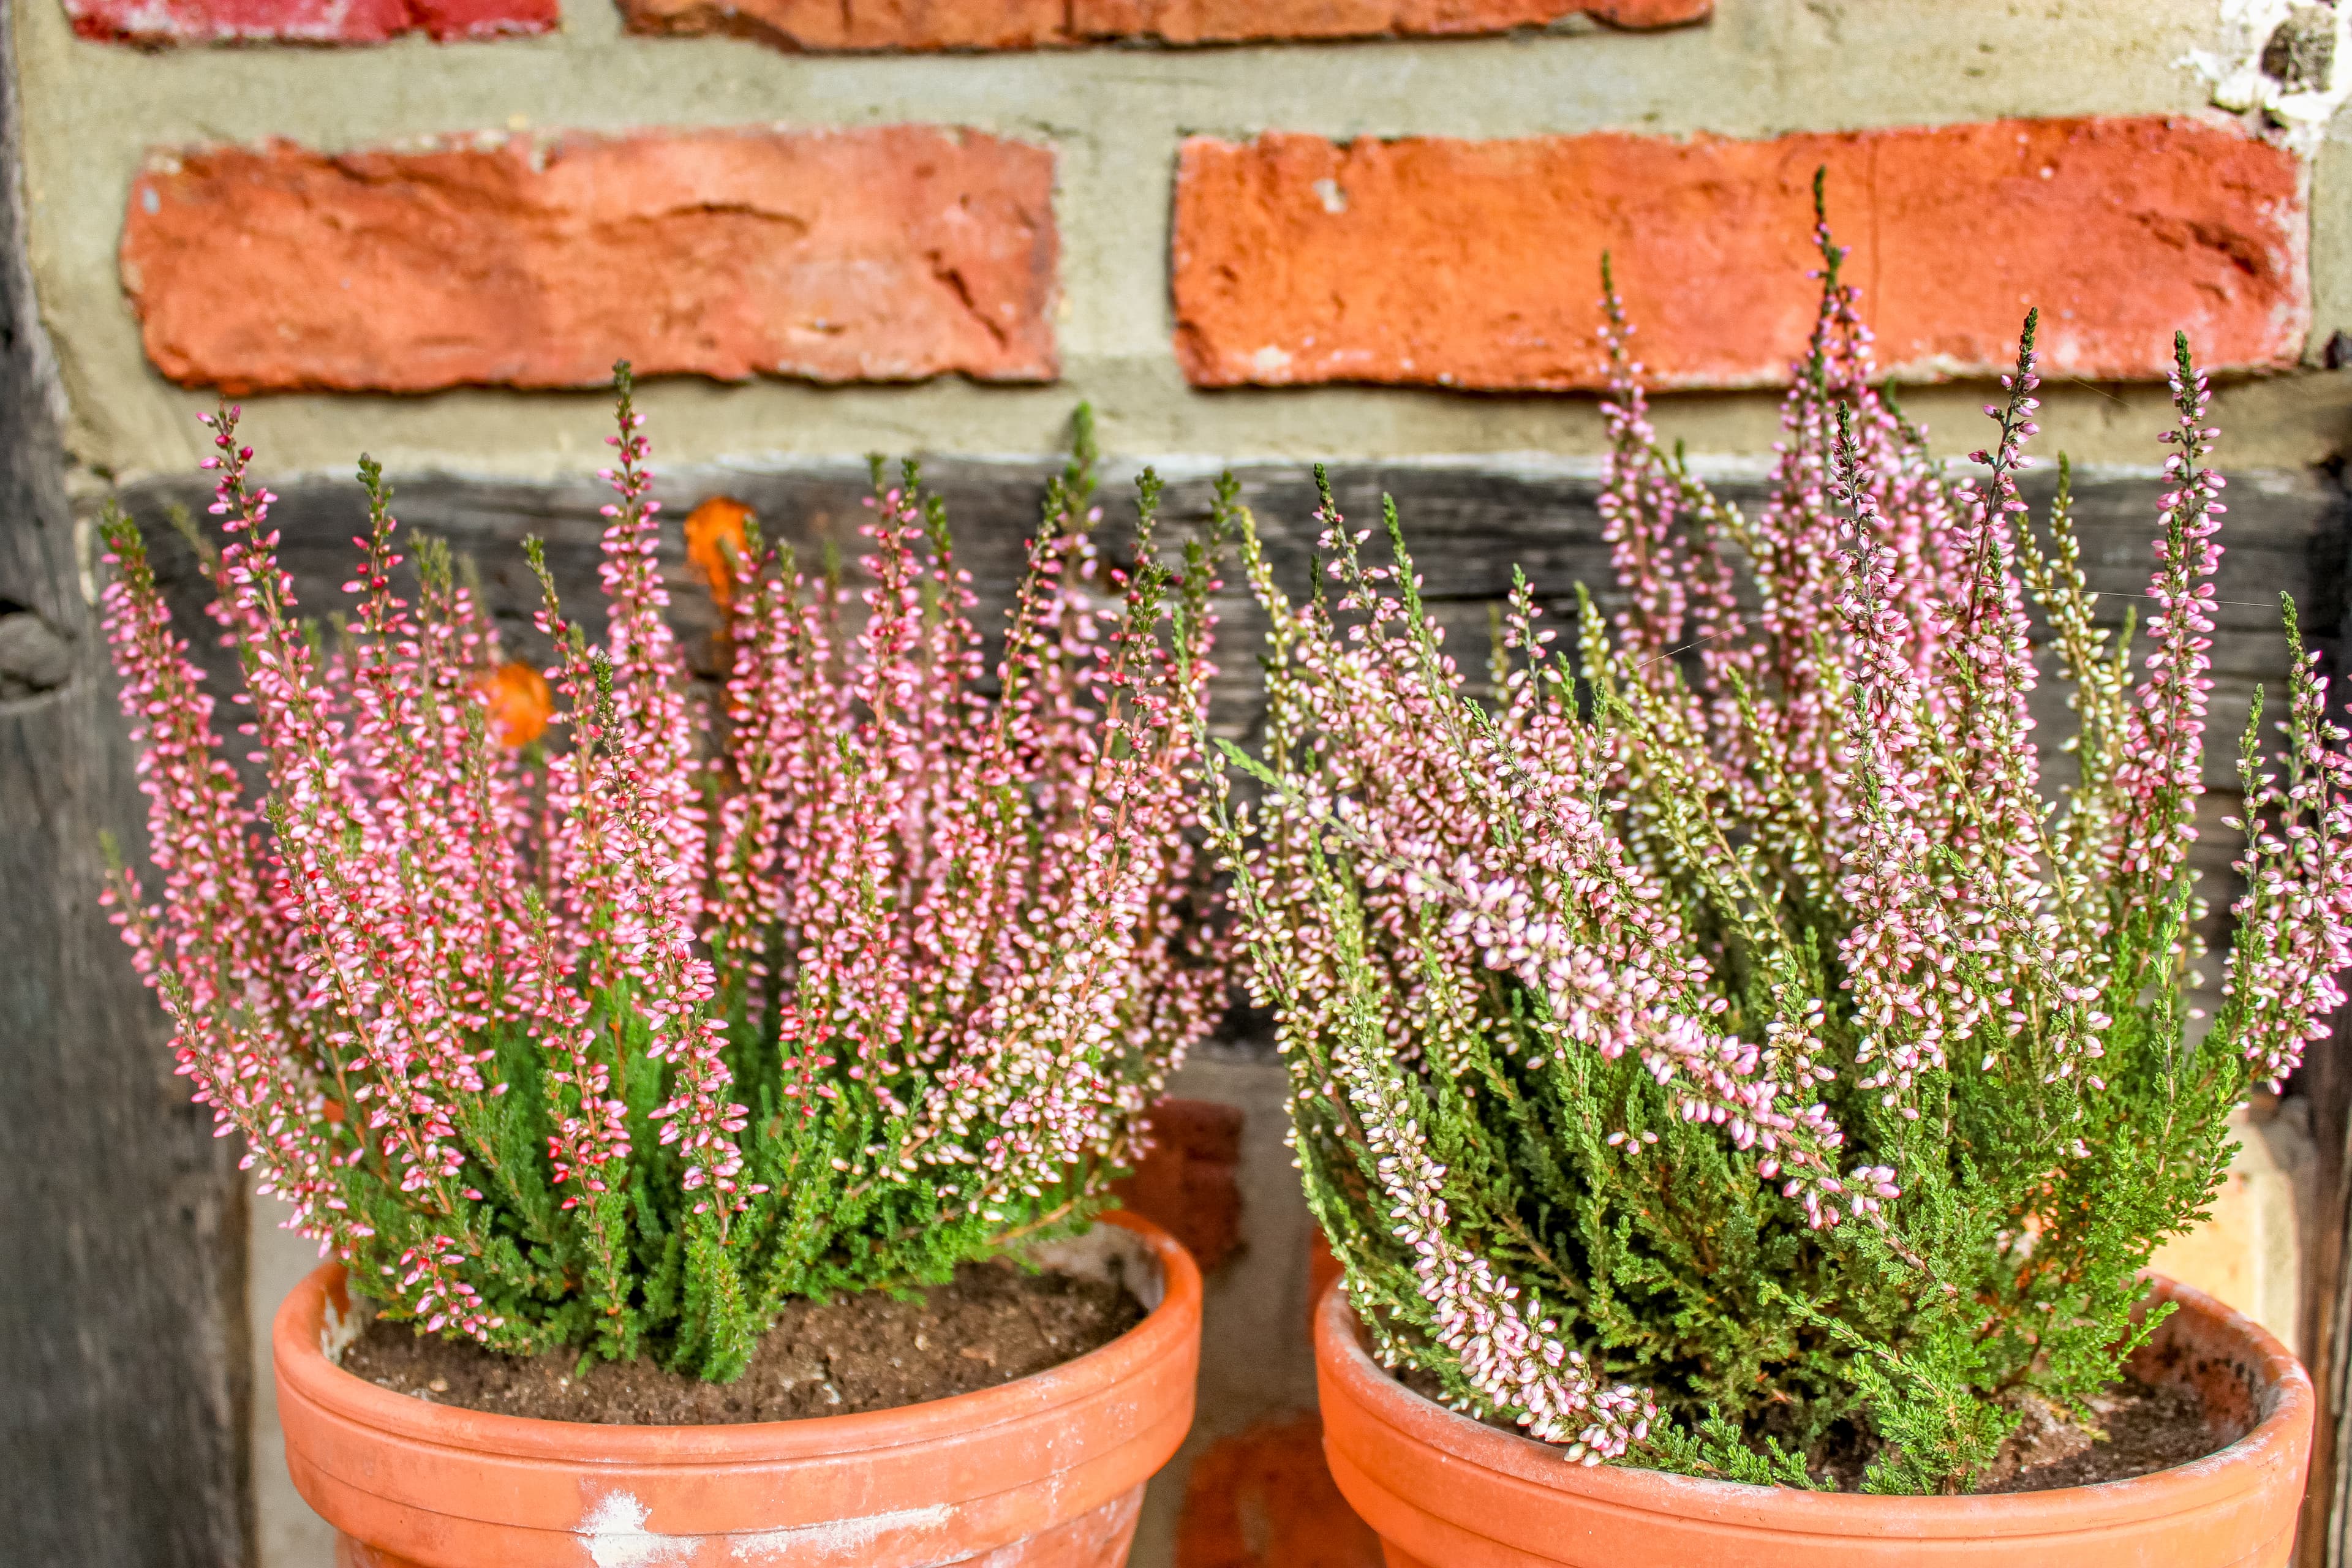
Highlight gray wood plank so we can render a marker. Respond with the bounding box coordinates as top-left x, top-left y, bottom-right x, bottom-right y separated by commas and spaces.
0, 0, 252, 1557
